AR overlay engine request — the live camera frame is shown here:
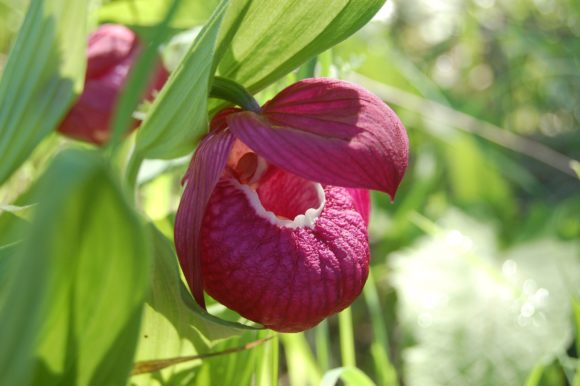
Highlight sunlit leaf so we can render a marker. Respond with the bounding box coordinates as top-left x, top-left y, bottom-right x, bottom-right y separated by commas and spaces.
281, 333, 322, 385
0, 149, 151, 386
571, 160, 580, 179
0, 203, 35, 221
321, 366, 377, 386
107, 0, 179, 150
0, 0, 88, 184
191, 333, 267, 386
98, 0, 219, 29
131, 225, 261, 385
134, 0, 228, 160
131, 226, 207, 386
133, 0, 384, 160
215, 0, 385, 93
